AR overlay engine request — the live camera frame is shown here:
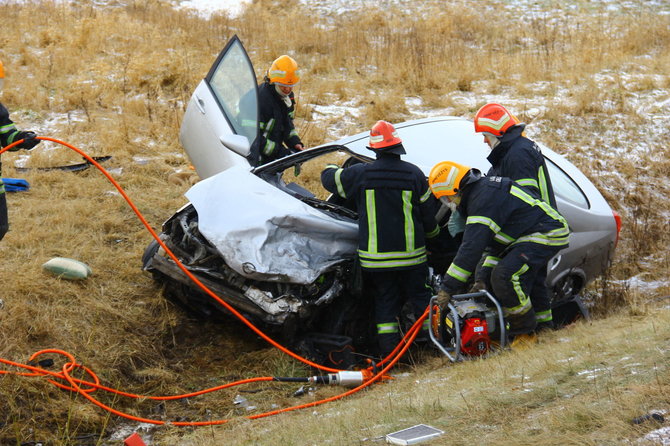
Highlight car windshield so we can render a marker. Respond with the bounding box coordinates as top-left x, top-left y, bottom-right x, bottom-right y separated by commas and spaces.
279, 153, 348, 200
255, 145, 371, 205
206, 38, 258, 145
